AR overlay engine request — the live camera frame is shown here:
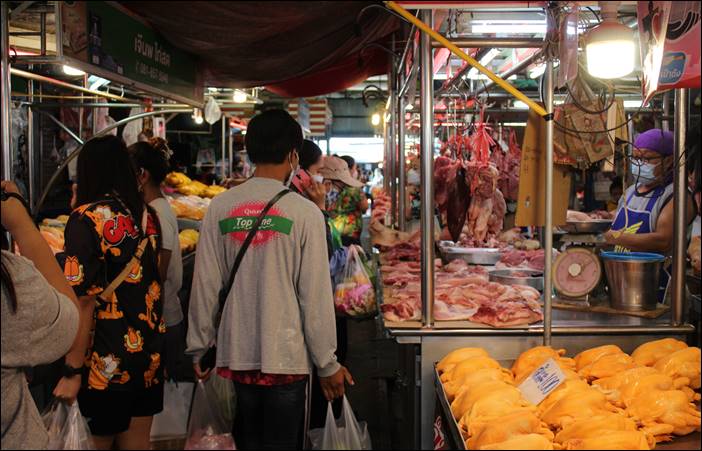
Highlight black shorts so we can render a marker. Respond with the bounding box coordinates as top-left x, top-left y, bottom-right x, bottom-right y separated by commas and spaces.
78, 385, 164, 436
